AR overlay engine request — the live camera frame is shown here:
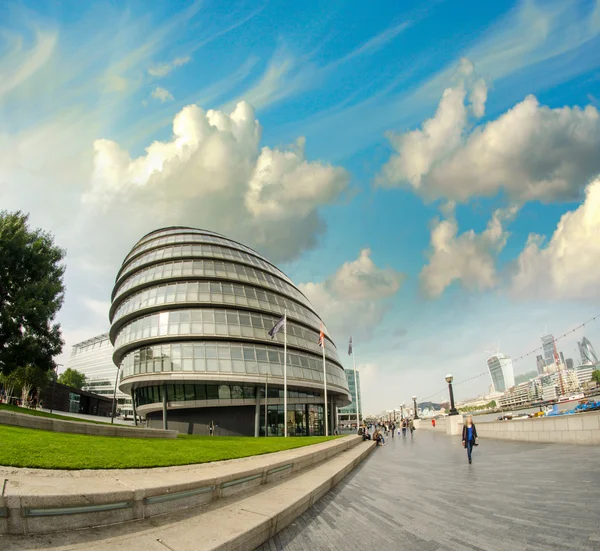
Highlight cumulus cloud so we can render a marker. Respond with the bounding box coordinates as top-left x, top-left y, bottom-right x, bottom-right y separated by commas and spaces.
299, 249, 405, 343
151, 86, 174, 102
148, 56, 191, 77
377, 59, 600, 204
81, 100, 350, 263
420, 205, 518, 298
512, 177, 600, 299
